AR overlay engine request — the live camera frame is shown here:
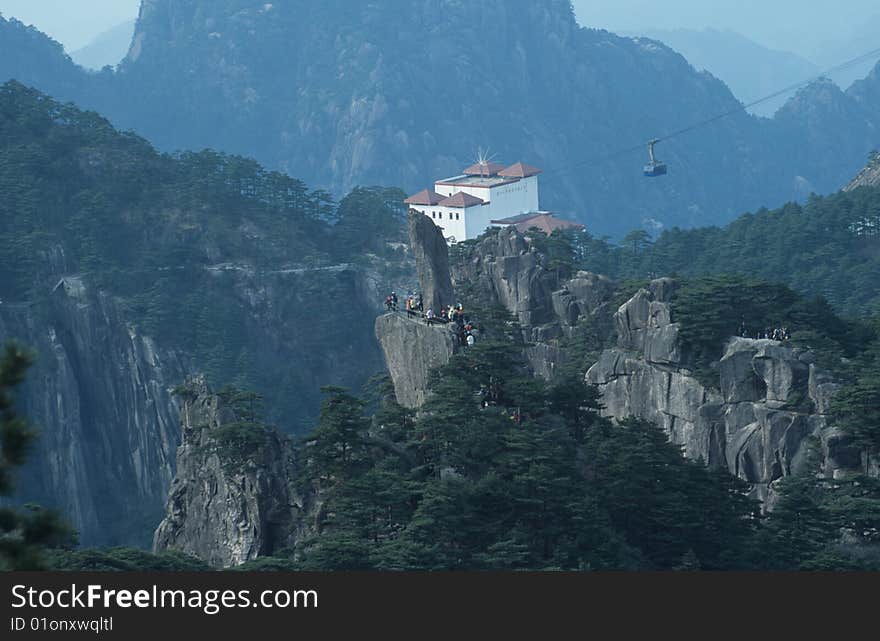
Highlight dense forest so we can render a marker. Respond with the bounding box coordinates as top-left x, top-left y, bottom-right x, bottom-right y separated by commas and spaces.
570, 177, 880, 317
0, 81, 411, 431
8, 300, 877, 571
